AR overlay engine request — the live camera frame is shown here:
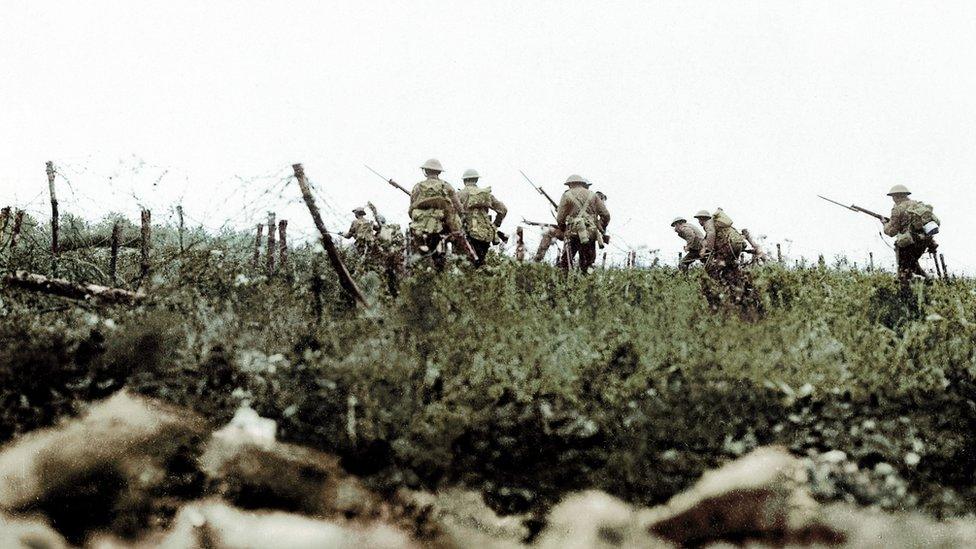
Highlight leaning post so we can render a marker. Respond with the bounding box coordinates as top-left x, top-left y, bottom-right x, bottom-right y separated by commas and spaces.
292, 163, 368, 307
